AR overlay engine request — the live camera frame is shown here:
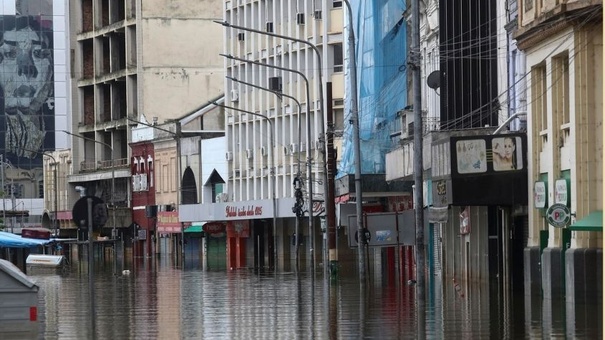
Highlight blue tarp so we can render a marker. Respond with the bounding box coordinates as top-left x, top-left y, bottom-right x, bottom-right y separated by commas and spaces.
0, 231, 52, 248
338, 0, 408, 177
